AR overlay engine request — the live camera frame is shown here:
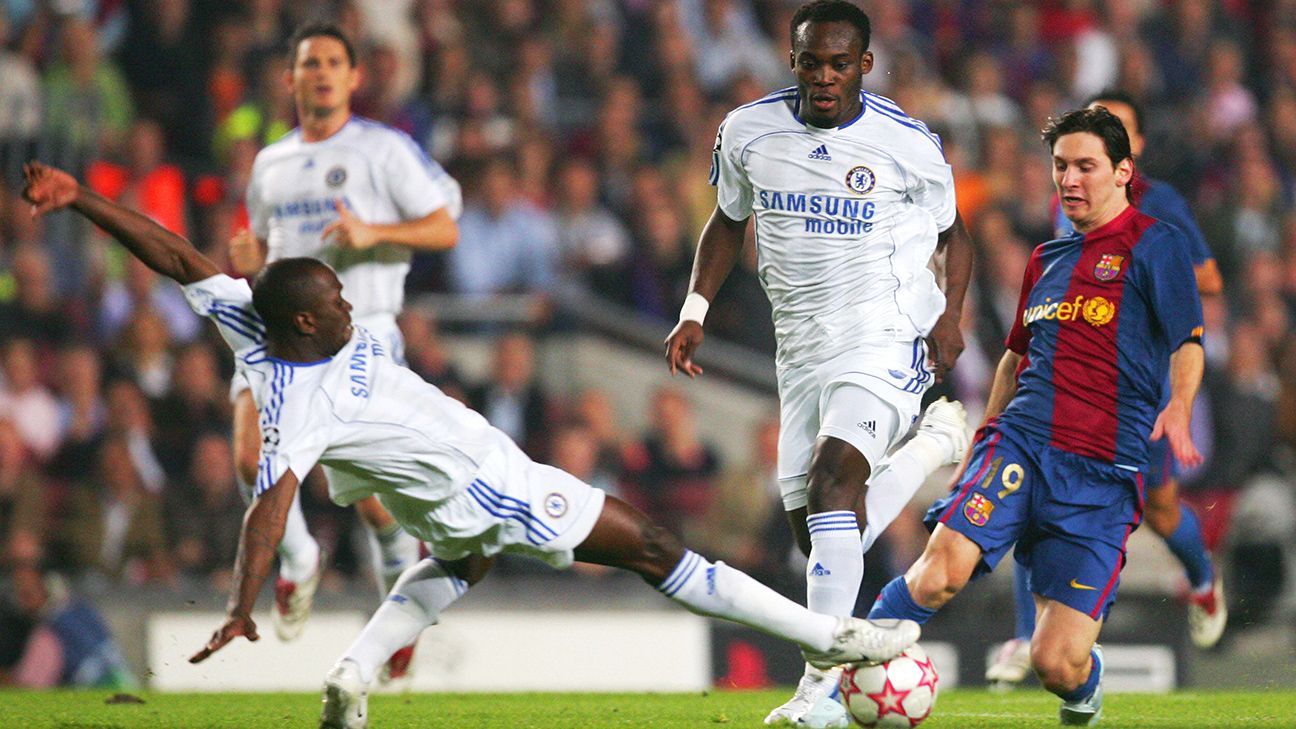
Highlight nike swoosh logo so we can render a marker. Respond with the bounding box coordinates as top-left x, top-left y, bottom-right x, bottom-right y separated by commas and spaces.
1070, 578, 1097, 591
